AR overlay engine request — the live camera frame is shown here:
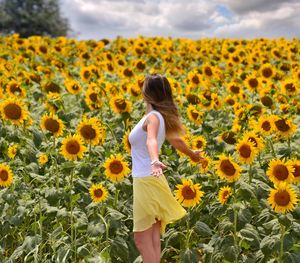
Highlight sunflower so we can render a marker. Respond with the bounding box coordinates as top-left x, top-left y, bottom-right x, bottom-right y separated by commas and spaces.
0, 97, 28, 125
187, 71, 202, 87
134, 59, 146, 71
256, 115, 274, 135
199, 154, 212, 174
7, 144, 18, 159
191, 135, 207, 150
280, 78, 297, 96
38, 153, 49, 165
260, 63, 275, 79
175, 178, 204, 208
219, 131, 237, 145
6, 80, 26, 98
60, 134, 87, 161
201, 63, 215, 79
242, 131, 265, 153
186, 93, 200, 105
128, 83, 141, 98
80, 66, 92, 82
121, 68, 134, 78
103, 154, 130, 182
64, 79, 82, 95
287, 159, 300, 183
109, 95, 132, 114
122, 130, 131, 155
77, 116, 105, 145
245, 74, 261, 92
218, 186, 232, 205
225, 95, 237, 106
43, 81, 60, 94
226, 82, 241, 95
215, 154, 241, 182
273, 116, 297, 139
186, 105, 204, 125
268, 182, 298, 213
235, 139, 257, 164
0, 163, 13, 187
89, 183, 108, 203
85, 88, 103, 110
40, 113, 65, 137
266, 159, 295, 185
